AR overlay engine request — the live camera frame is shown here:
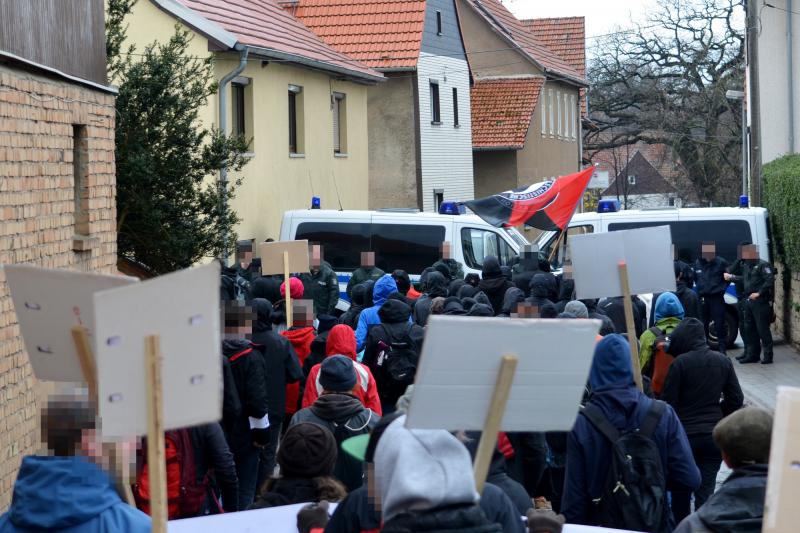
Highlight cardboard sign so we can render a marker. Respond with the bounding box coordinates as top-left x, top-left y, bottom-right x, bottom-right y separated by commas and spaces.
764, 386, 800, 533
570, 225, 676, 300
93, 263, 222, 438
406, 316, 599, 432
258, 240, 310, 276
589, 169, 610, 189
3, 265, 138, 382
